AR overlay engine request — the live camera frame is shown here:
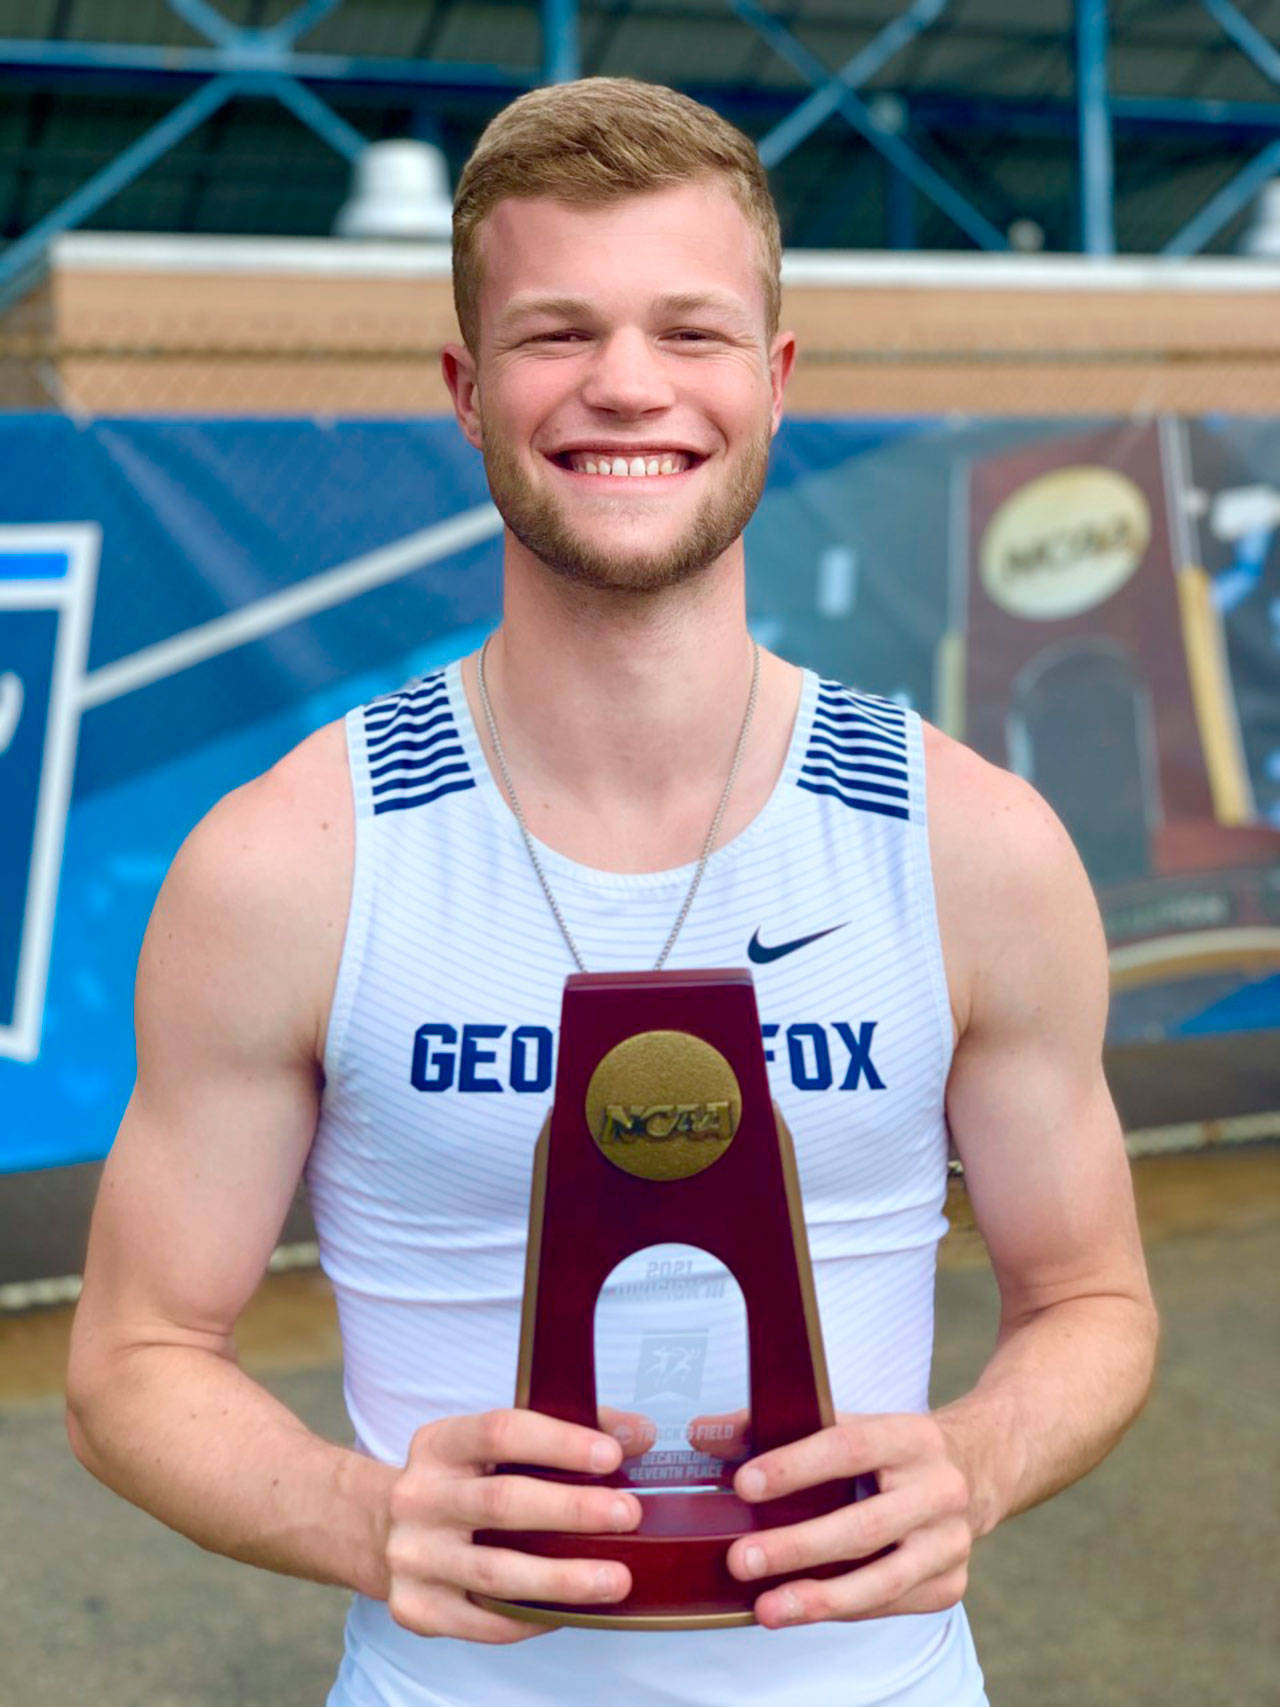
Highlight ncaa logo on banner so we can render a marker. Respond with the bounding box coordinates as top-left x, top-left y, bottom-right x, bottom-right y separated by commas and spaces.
0, 526, 100, 1063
